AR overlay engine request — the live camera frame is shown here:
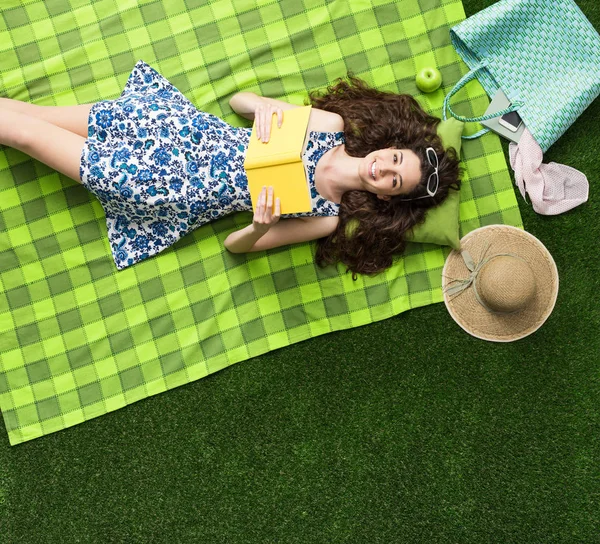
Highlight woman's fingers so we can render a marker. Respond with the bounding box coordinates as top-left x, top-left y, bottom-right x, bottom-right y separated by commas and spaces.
263, 110, 272, 142
274, 197, 281, 219
257, 186, 265, 210
266, 186, 273, 214
255, 107, 262, 140
255, 106, 284, 143
265, 189, 280, 225
253, 187, 280, 230
256, 106, 269, 142
264, 108, 283, 142
259, 187, 273, 221
254, 186, 268, 218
